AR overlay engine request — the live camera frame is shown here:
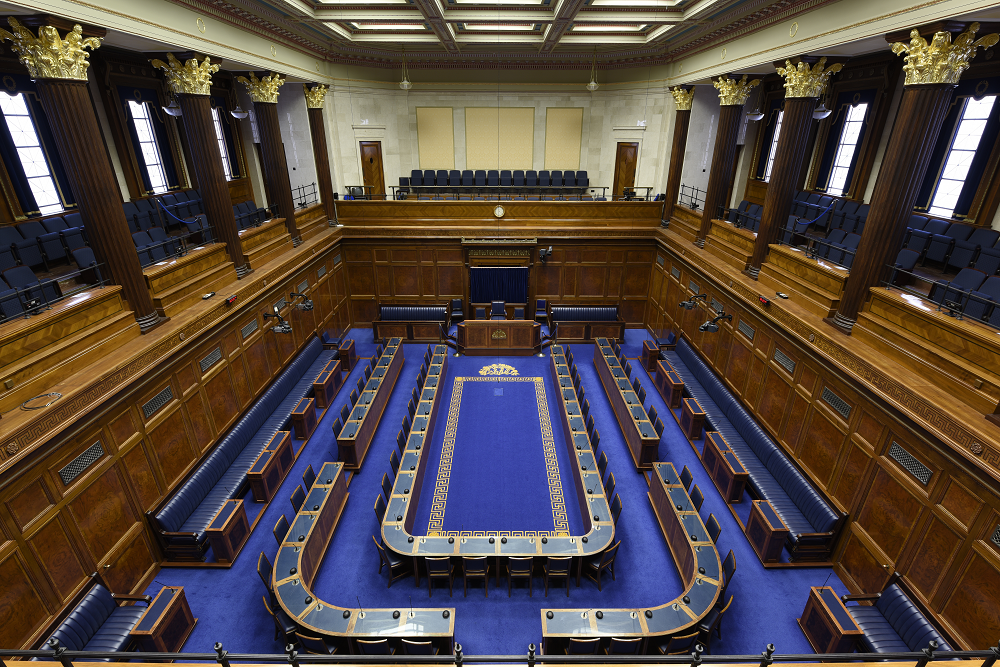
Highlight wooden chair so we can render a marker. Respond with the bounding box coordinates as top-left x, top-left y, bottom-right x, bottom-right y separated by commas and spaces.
302, 464, 316, 491
690, 484, 704, 513
411, 386, 420, 407
374, 494, 387, 523
289, 485, 305, 514
592, 429, 600, 453
513, 307, 524, 319
357, 638, 394, 655
402, 639, 438, 655
565, 637, 600, 654
543, 556, 572, 597
350, 389, 359, 406
581, 399, 590, 420
402, 414, 411, 436
272, 514, 289, 546
357, 377, 366, 395
372, 535, 412, 587
587, 414, 595, 438
696, 595, 733, 652
407, 398, 416, 420
606, 637, 642, 654
654, 416, 665, 438
610, 494, 622, 526
647, 405, 658, 426
257, 551, 273, 597
295, 630, 338, 654
719, 550, 736, 603
263, 595, 296, 643
476, 307, 486, 319
624, 361, 632, 378
679, 465, 693, 491
597, 451, 608, 481
332, 417, 343, 439
706, 513, 722, 544
507, 556, 533, 597
656, 630, 700, 655
397, 429, 407, 454
463, 556, 489, 597
638, 386, 647, 405
426, 556, 455, 597
340, 404, 350, 424
604, 471, 616, 500
381, 473, 393, 505
389, 449, 400, 477
583, 541, 620, 591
